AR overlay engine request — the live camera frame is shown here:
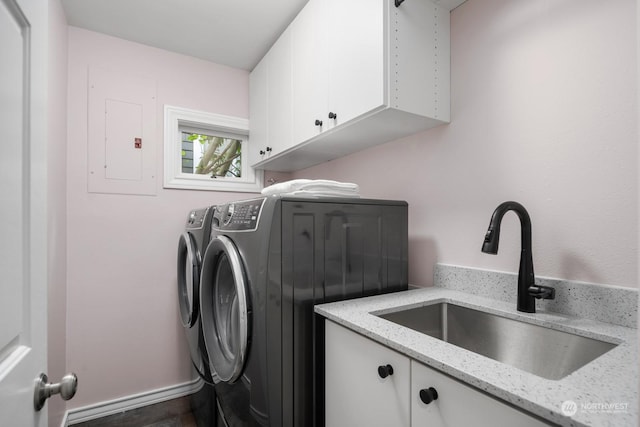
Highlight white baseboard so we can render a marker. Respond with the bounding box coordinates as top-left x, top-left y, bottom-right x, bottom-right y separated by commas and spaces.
63, 378, 203, 426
